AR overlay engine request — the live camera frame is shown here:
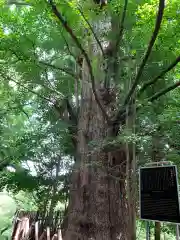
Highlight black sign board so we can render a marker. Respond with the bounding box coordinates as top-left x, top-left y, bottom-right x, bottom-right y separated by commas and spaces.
140, 165, 180, 223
